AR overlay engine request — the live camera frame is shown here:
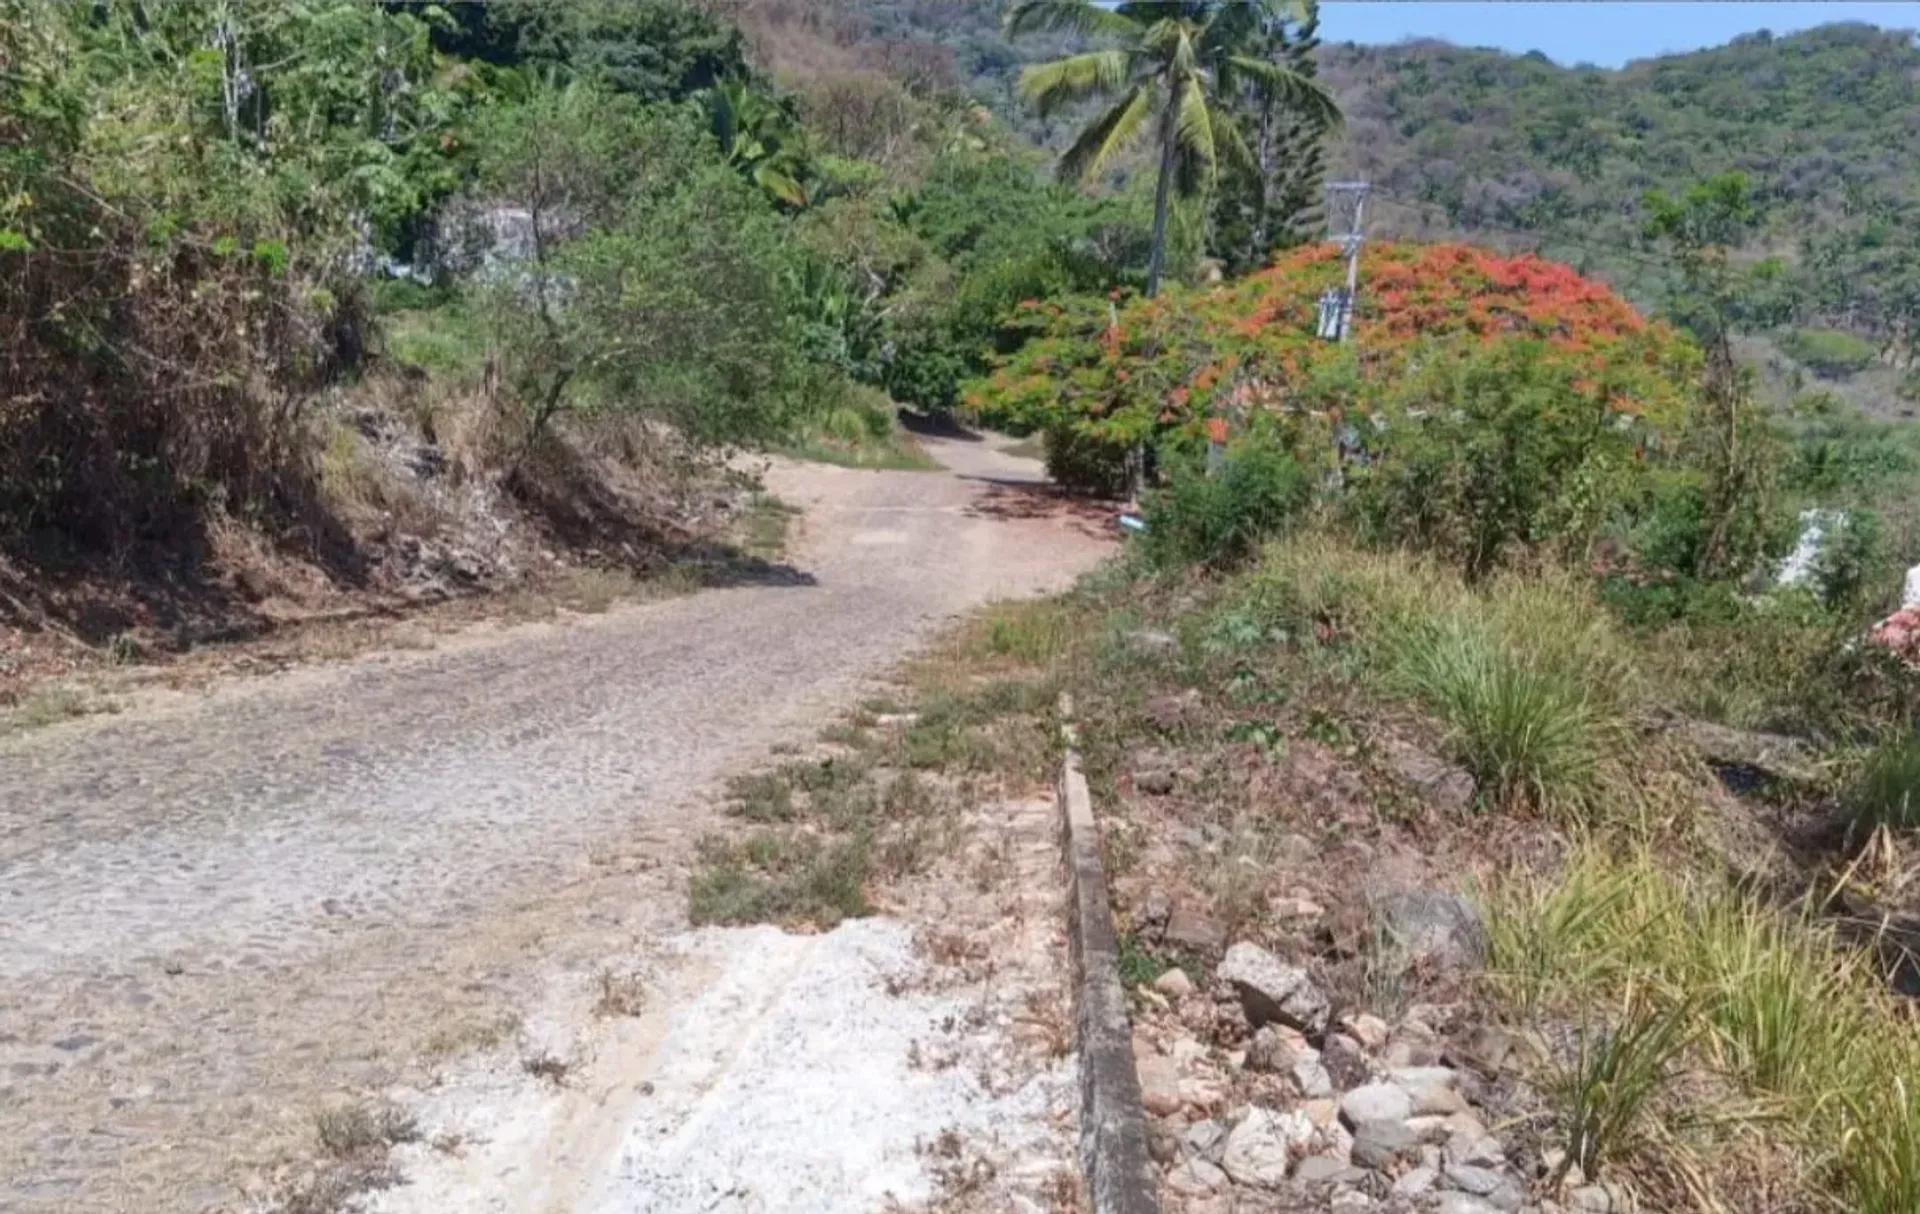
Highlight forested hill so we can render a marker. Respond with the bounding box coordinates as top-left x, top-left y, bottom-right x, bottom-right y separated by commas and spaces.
1321, 24, 1920, 346
785, 7, 1920, 400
